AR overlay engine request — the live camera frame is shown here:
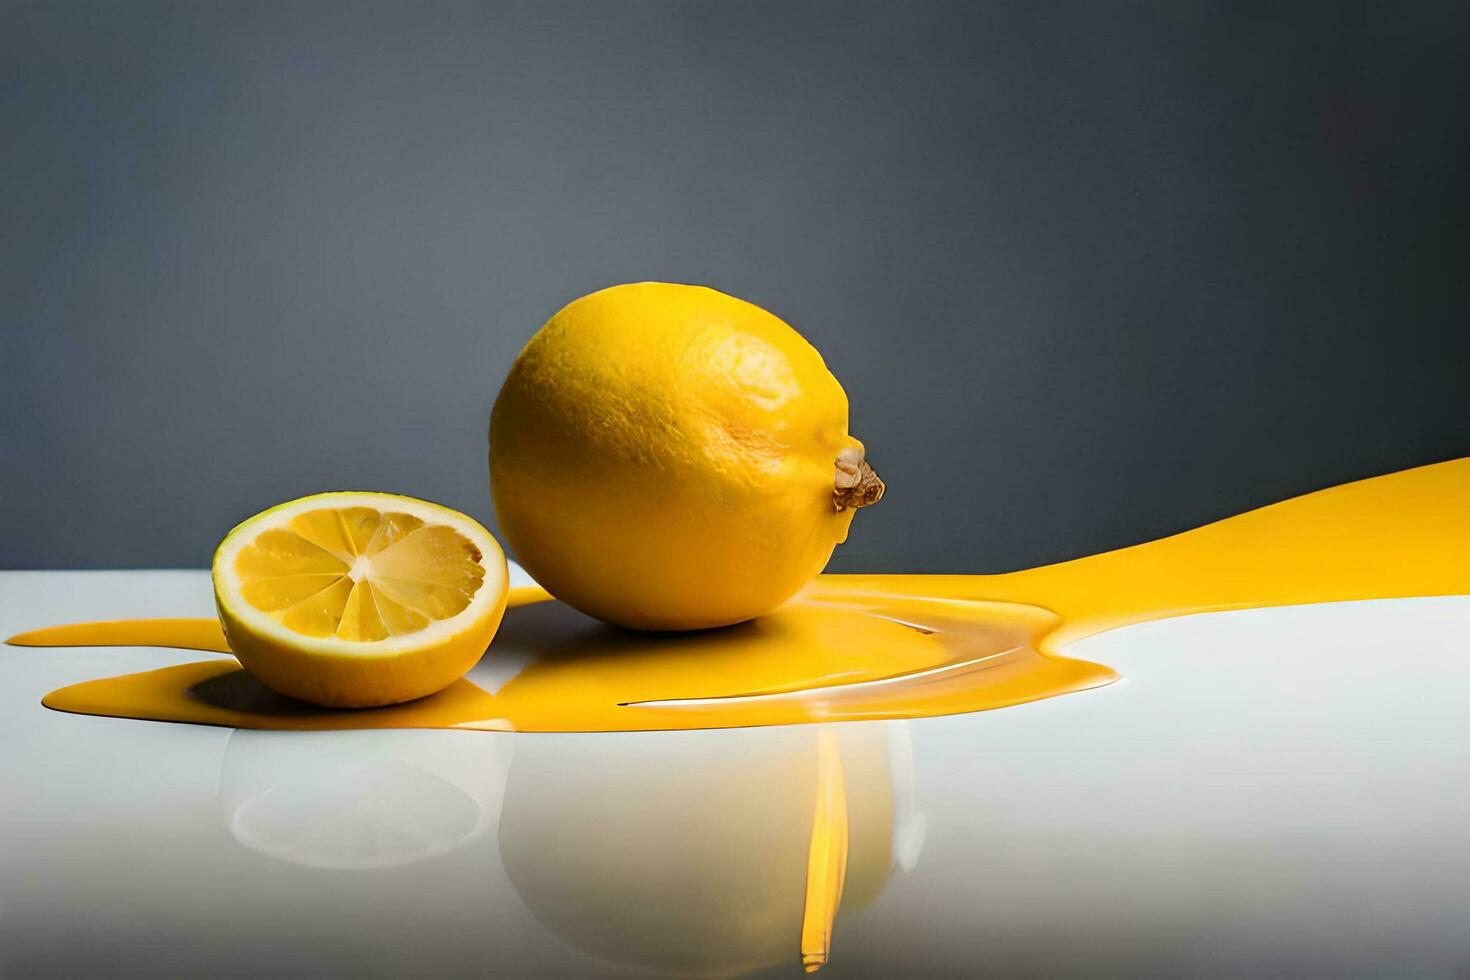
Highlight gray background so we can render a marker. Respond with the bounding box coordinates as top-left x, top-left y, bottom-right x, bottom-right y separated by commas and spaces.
3, 1, 1466, 573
